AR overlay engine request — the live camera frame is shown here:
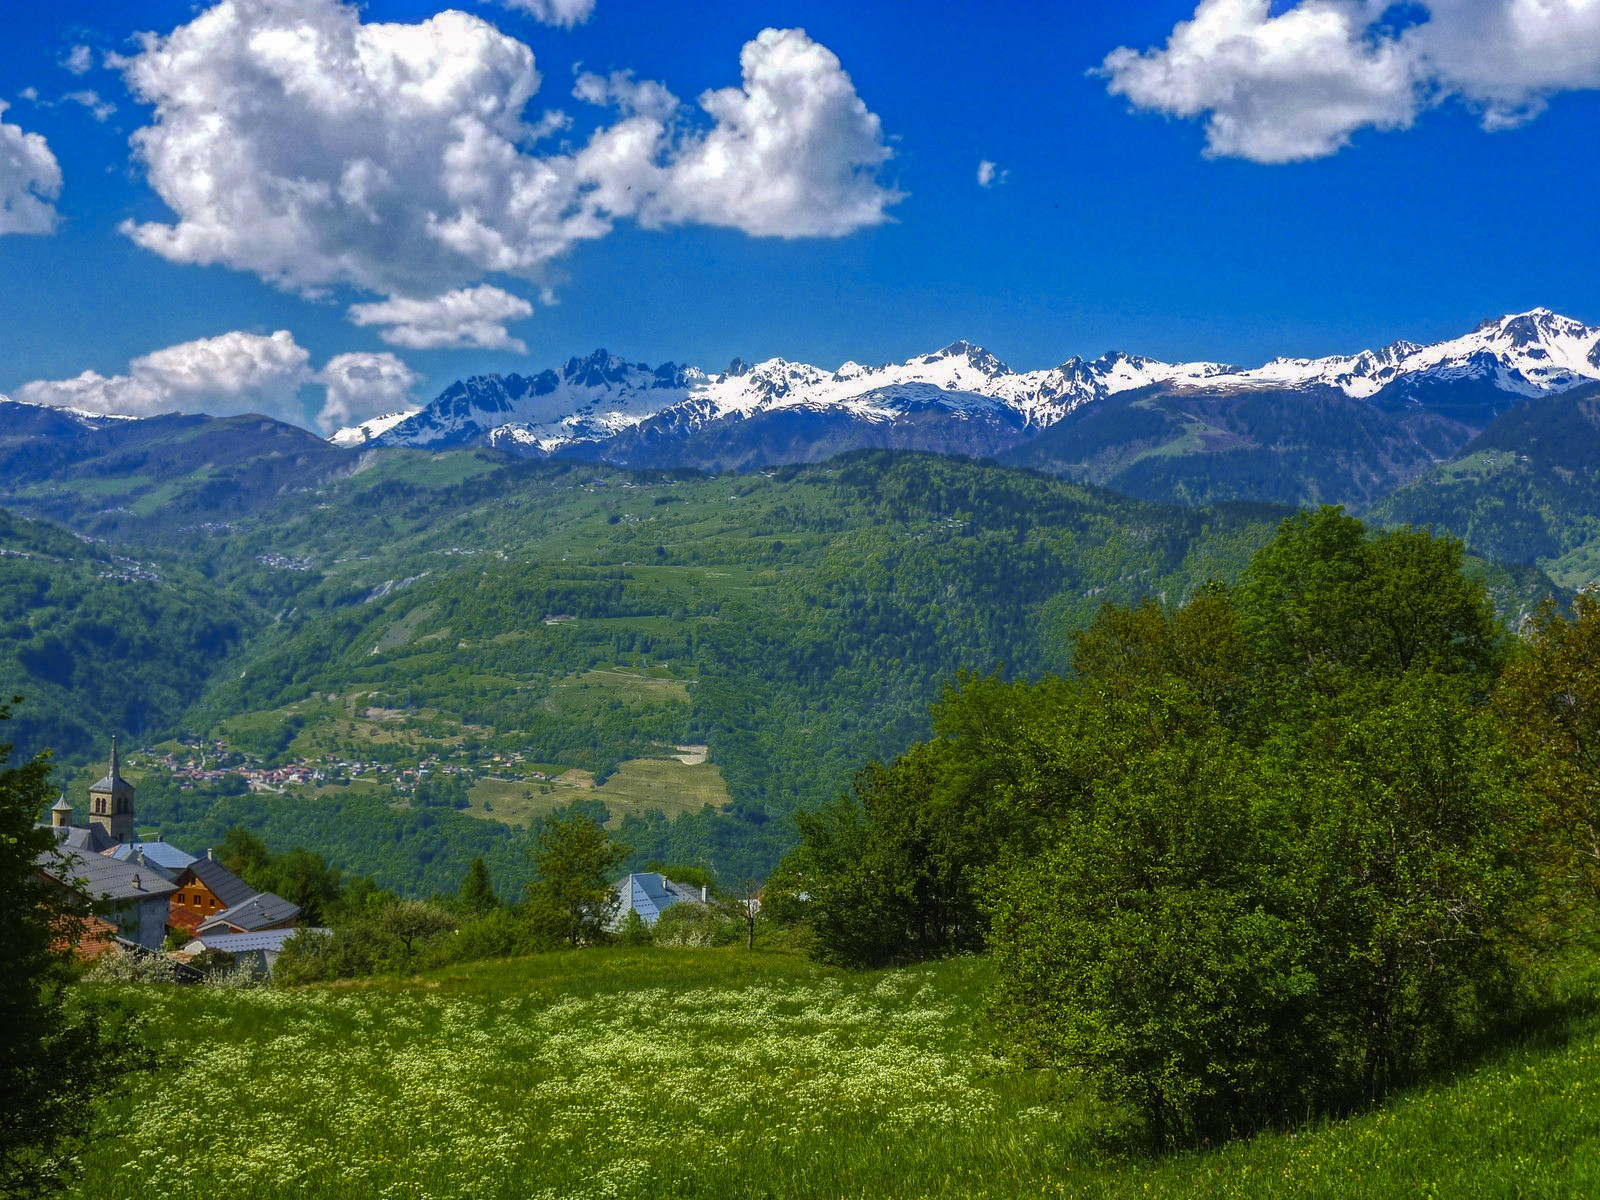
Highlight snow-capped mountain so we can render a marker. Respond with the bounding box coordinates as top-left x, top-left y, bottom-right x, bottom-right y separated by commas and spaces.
327, 409, 420, 448
335, 309, 1600, 459
1191, 308, 1600, 399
